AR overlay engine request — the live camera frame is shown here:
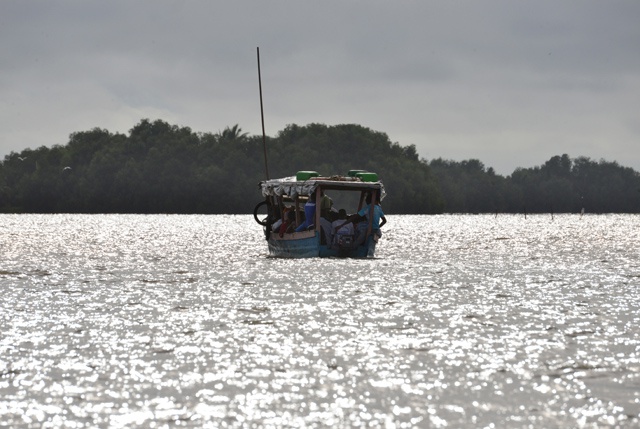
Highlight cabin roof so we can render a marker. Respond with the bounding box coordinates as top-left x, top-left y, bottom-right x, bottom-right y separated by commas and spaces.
259, 175, 386, 200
